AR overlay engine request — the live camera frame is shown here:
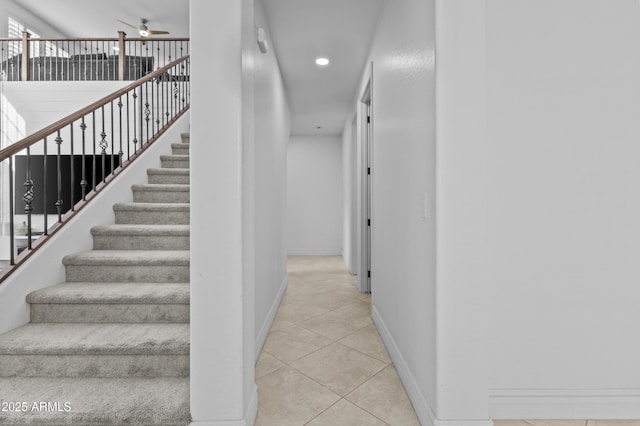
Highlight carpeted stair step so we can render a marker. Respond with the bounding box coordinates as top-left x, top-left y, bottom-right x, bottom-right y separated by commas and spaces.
172, 143, 190, 155
132, 184, 190, 203
113, 202, 190, 225
91, 224, 190, 250
0, 377, 190, 424
0, 323, 189, 378
160, 154, 189, 169
147, 167, 190, 184
181, 132, 190, 144
63, 250, 189, 283
27, 283, 189, 324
